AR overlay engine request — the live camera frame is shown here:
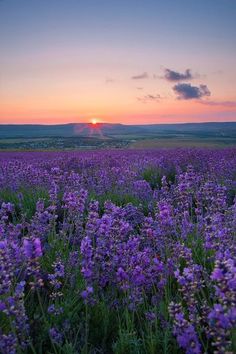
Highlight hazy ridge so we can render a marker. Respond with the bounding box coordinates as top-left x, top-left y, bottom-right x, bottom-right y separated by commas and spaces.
1, 122, 236, 139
